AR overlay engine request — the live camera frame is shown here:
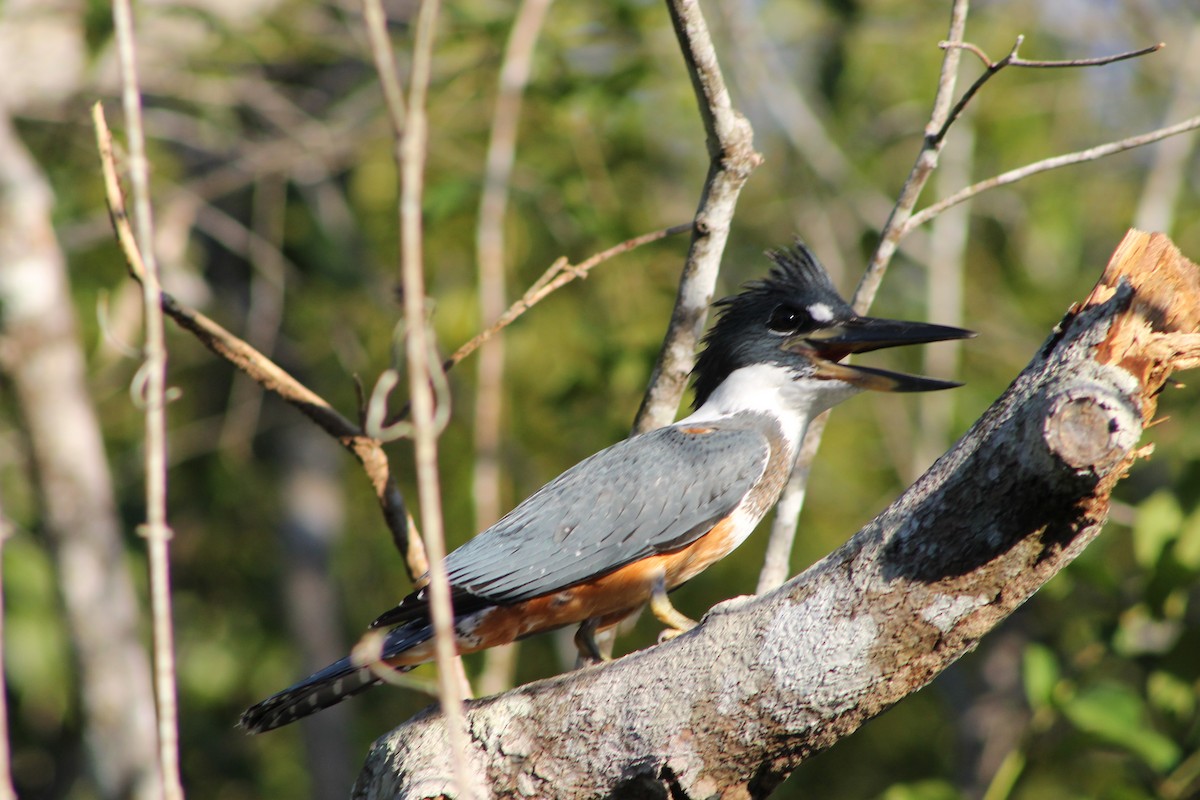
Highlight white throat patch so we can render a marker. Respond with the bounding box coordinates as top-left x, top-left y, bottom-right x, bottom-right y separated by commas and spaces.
681, 363, 863, 449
